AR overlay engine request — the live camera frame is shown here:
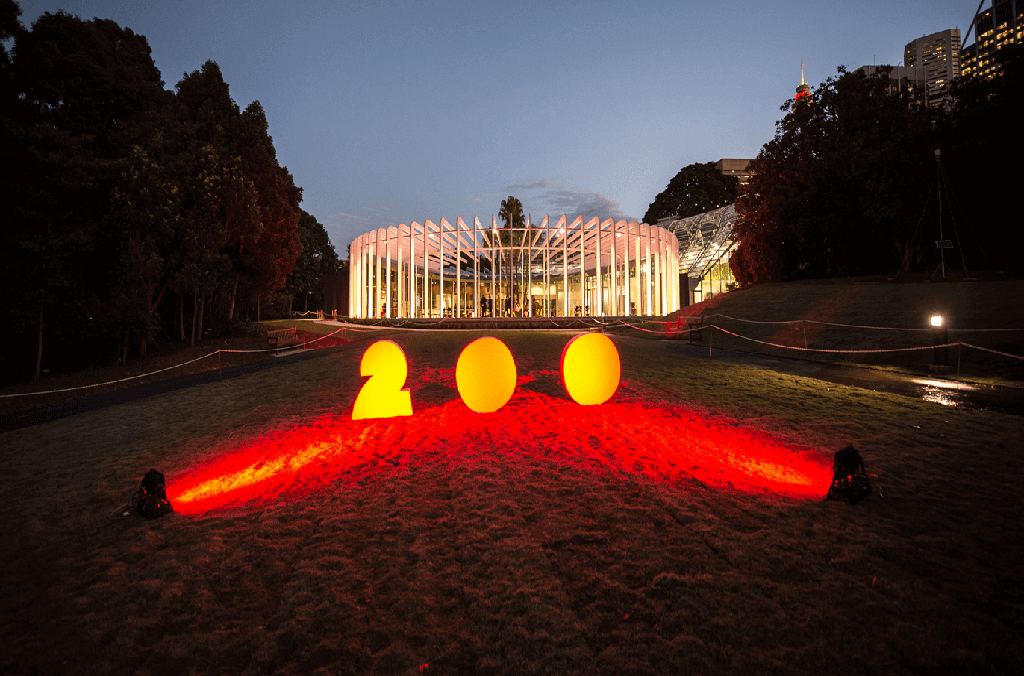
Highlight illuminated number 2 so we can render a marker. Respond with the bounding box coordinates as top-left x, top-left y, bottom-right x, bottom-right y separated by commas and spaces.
352, 340, 413, 420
